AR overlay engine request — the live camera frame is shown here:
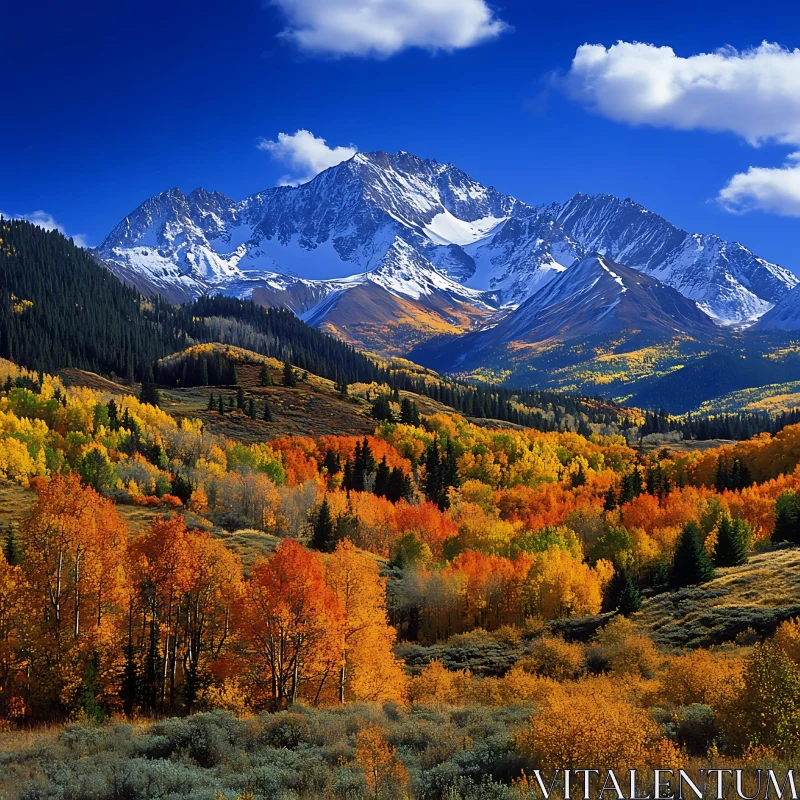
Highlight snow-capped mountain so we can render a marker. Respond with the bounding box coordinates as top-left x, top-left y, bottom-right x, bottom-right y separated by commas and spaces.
552, 193, 798, 325
753, 285, 800, 331
408, 253, 721, 375
95, 150, 798, 356
96, 152, 525, 303
496, 253, 720, 342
